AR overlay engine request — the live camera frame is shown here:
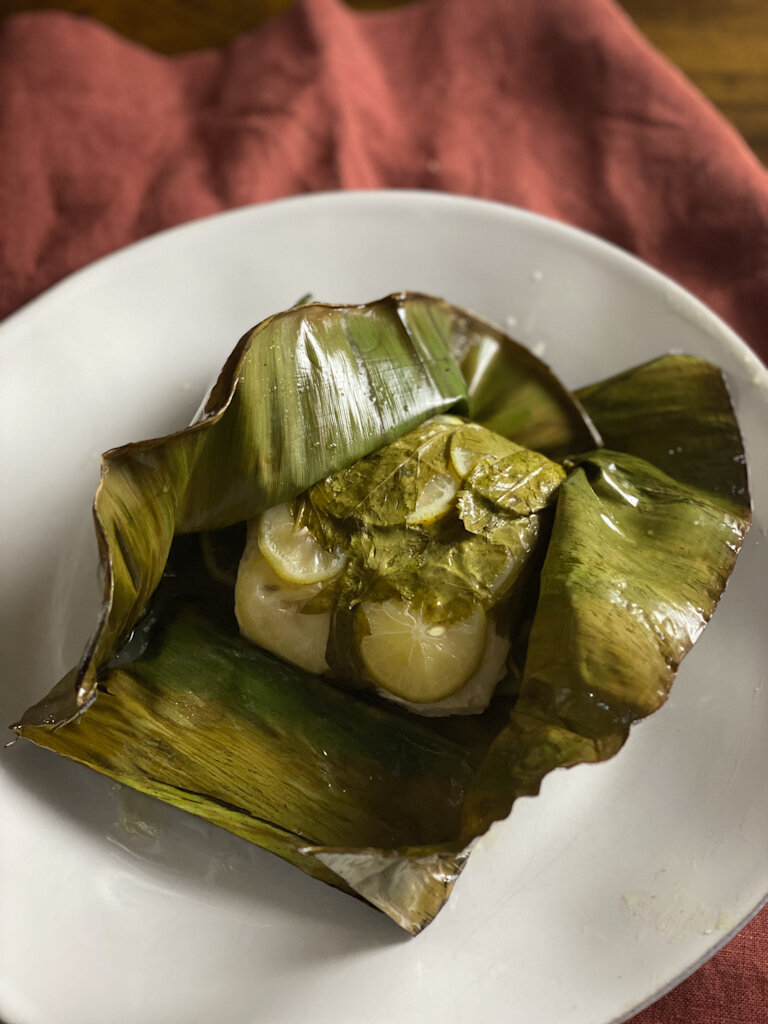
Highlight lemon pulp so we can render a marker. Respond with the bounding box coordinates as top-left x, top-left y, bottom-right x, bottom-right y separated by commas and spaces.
359, 599, 486, 702
257, 503, 346, 584
406, 472, 459, 526
391, 624, 510, 716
